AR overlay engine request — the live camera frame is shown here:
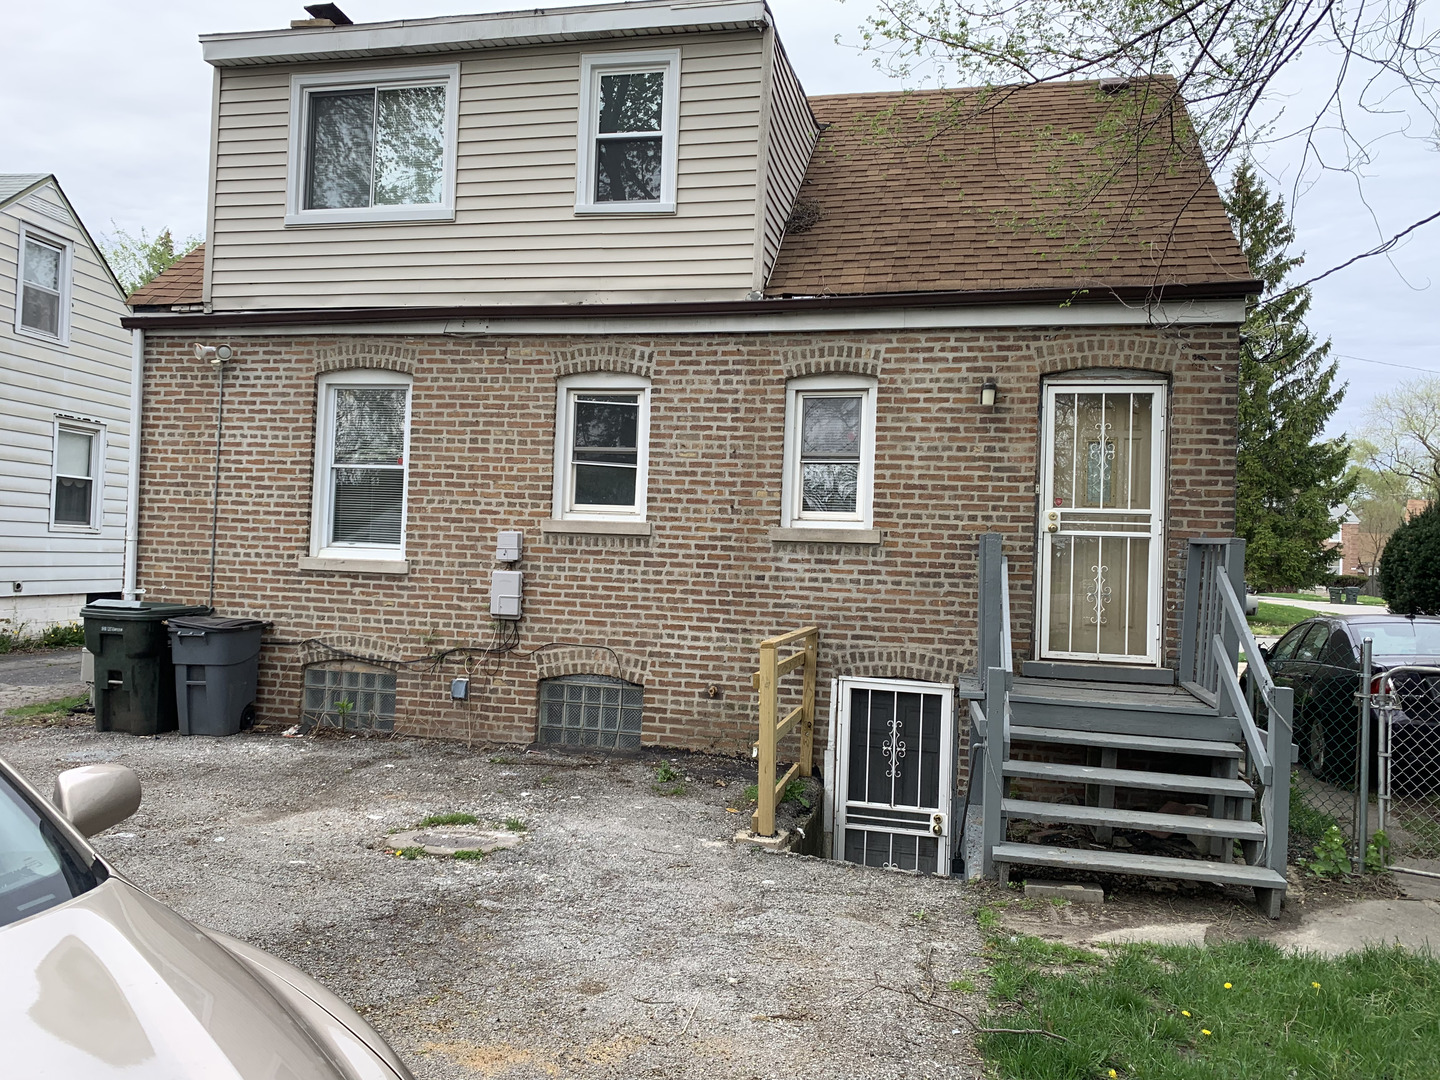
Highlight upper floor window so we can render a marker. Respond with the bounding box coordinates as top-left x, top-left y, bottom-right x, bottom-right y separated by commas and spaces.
16, 229, 71, 343
575, 49, 680, 215
52, 419, 102, 530
311, 369, 412, 561
286, 65, 459, 226
552, 372, 651, 520
781, 374, 878, 530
